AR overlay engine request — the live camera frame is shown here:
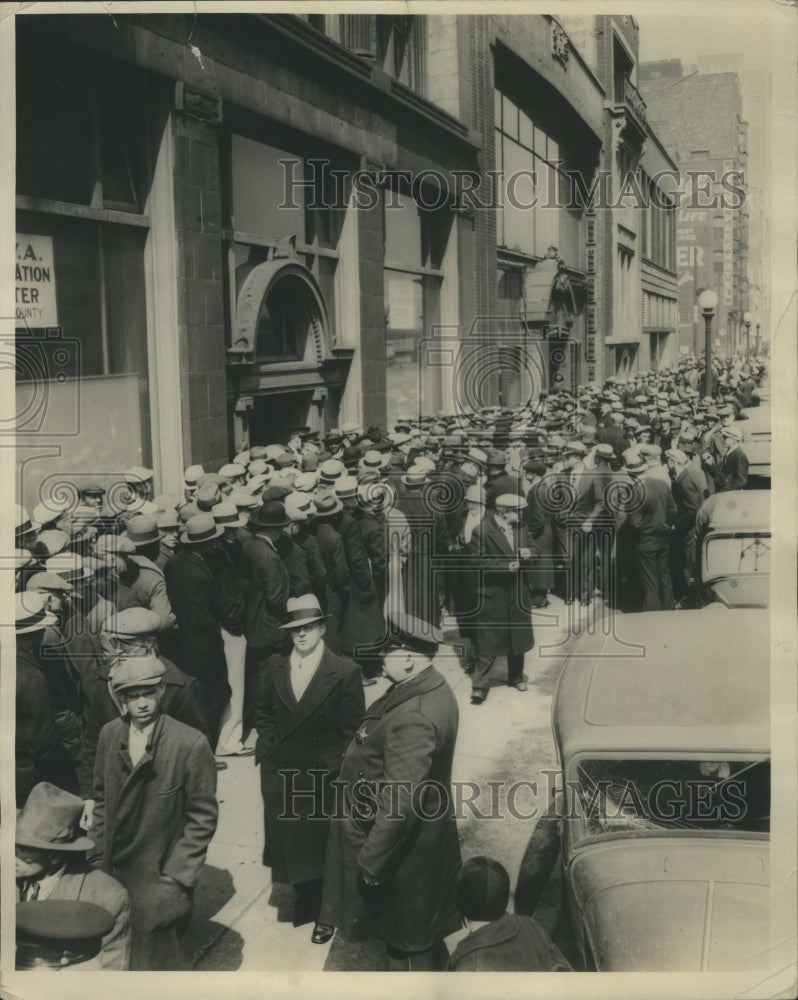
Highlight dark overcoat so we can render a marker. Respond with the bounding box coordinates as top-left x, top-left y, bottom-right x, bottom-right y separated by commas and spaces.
312, 520, 350, 655
337, 510, 385, 656
239, 530, 290, 651
164, 546, 231, 730
396, 487, 448, 627
16, 648, 77, 804
466, 514, 535, 658
255, 646, 365, 884
319, 666, 462, 952
448, 912, 572, 972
